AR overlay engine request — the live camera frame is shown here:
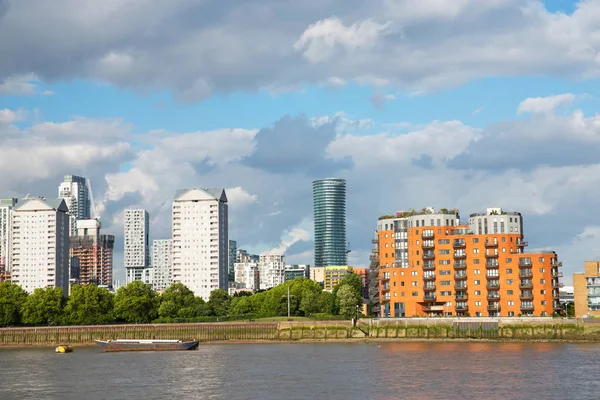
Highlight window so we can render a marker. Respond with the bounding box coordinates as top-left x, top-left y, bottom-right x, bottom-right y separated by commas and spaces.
502, 248, 506, 253
439, 270, 451, 275
474, 269, 480, 275
507, 290, 514, 295
440, 291, 451, 296
539, 257, 545, 262
416, 229, 419, 234
473, 238, 479, 244
473, 259, 480, 264
475, 290, 481, 296
412, 292, 418, 297
412, 271, 418, 276
440, 281, 451, 286
416, 250, 420, 255
508, 301, 514, 306
401, 292, 405, 297
473, 248, 480, 254
412, 281, 418, 286
540, 289, 546, 295
506, 279, 513, 284
401, 282, 405, 286
540, 279, 546, 284
502, 237, 506, 242
438, 239, 450, 244
506, 268, 513, 274
475, 301, 482, 306
506, 258, 512, 263
439, 260, 451, 265
474, 280, 481, 285
394, 292, 397, 297
540, 268, 545, 273
439, 249, 450, 255
541, 300, 546, 306
393, 271, 397, 276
